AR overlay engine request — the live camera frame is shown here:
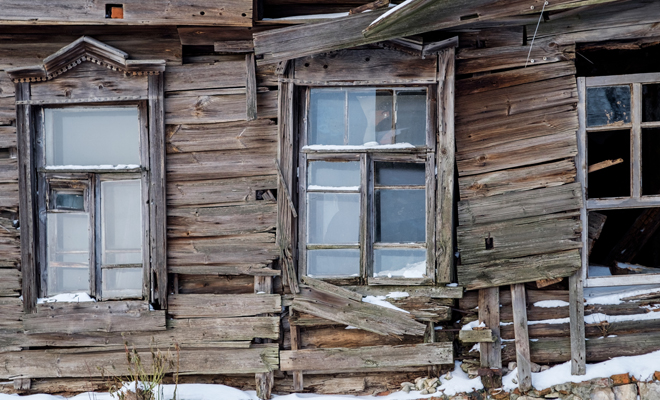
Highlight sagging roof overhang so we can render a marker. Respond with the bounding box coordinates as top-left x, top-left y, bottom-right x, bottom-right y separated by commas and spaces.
253, 0, 622, 65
